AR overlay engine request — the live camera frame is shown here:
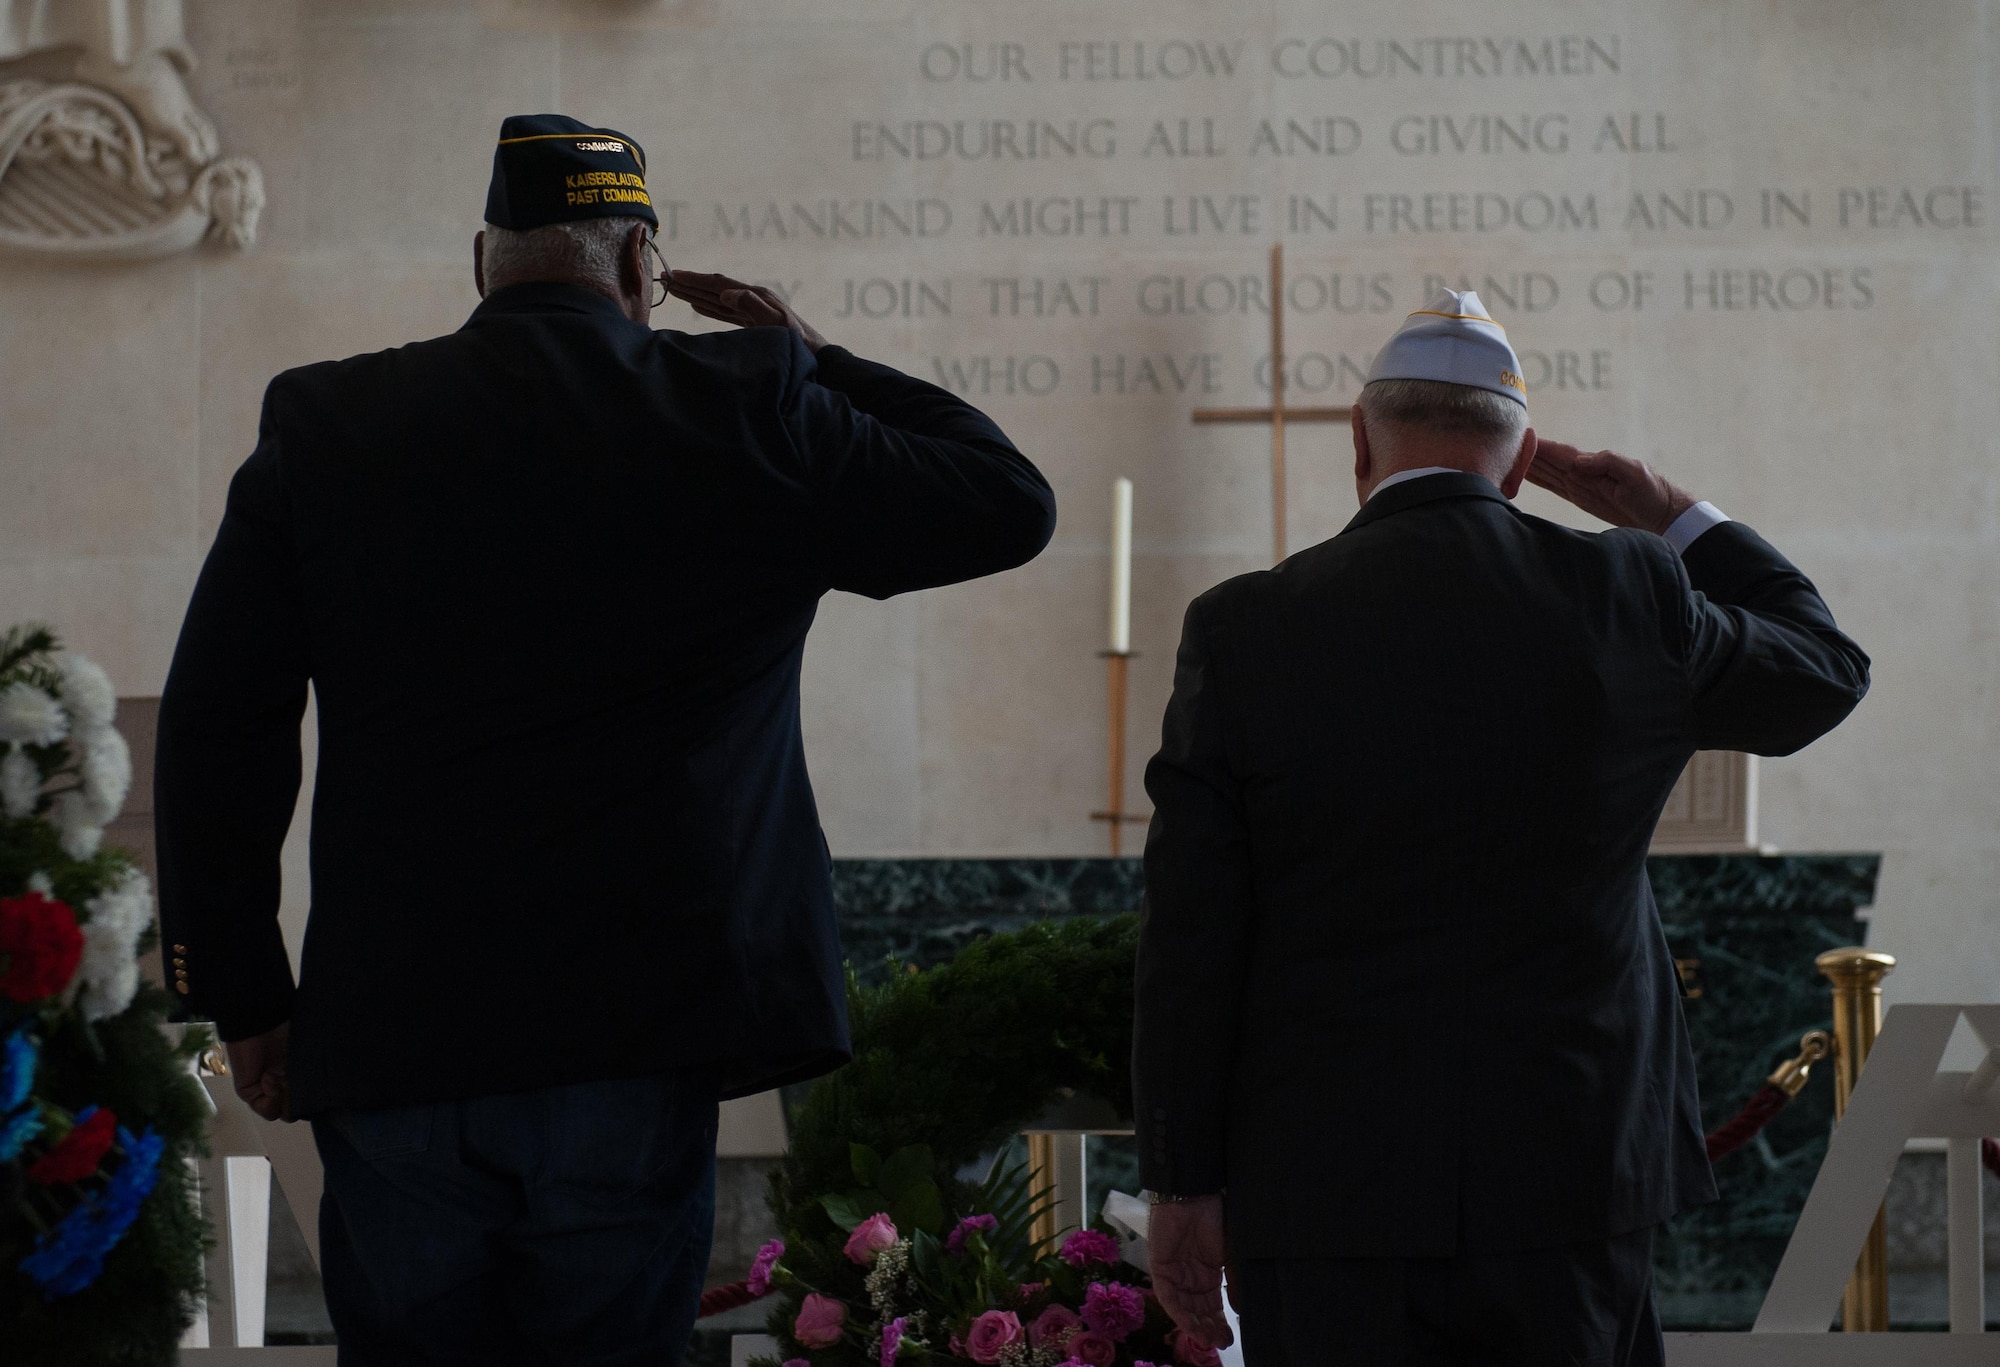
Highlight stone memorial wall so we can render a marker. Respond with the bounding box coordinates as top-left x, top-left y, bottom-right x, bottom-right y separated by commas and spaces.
0, 0, 1988, 1010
